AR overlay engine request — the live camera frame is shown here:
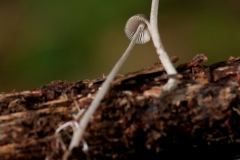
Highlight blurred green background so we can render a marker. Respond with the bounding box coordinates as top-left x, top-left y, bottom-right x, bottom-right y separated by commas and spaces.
0, 0, 240, 92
